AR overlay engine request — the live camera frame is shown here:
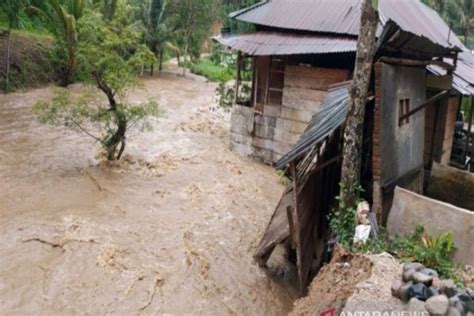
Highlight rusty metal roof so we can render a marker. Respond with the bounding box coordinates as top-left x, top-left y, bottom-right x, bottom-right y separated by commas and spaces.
428, 51, 474, 96
378, 0, 464, 50
231, 0, 464, 50
214, 32, 357, 56
232, 0, 362, 36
